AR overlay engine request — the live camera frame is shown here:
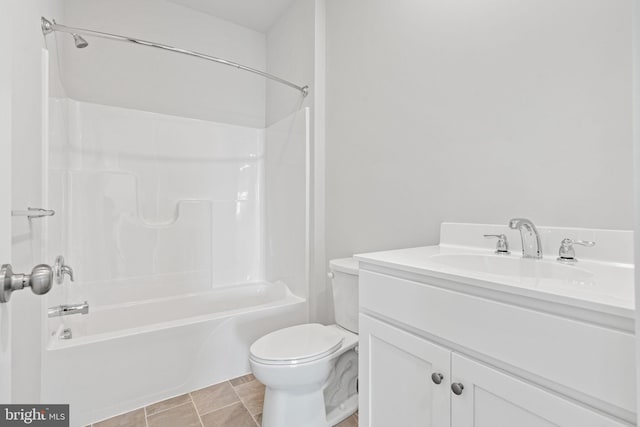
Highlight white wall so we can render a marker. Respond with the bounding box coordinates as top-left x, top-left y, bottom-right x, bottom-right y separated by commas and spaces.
267, 0, 331, 322
61, 0, 267, 127
311, 0, 329, 324
326, 0, 633, 263
266, 0, 315, 126
264, 2, 313, 297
